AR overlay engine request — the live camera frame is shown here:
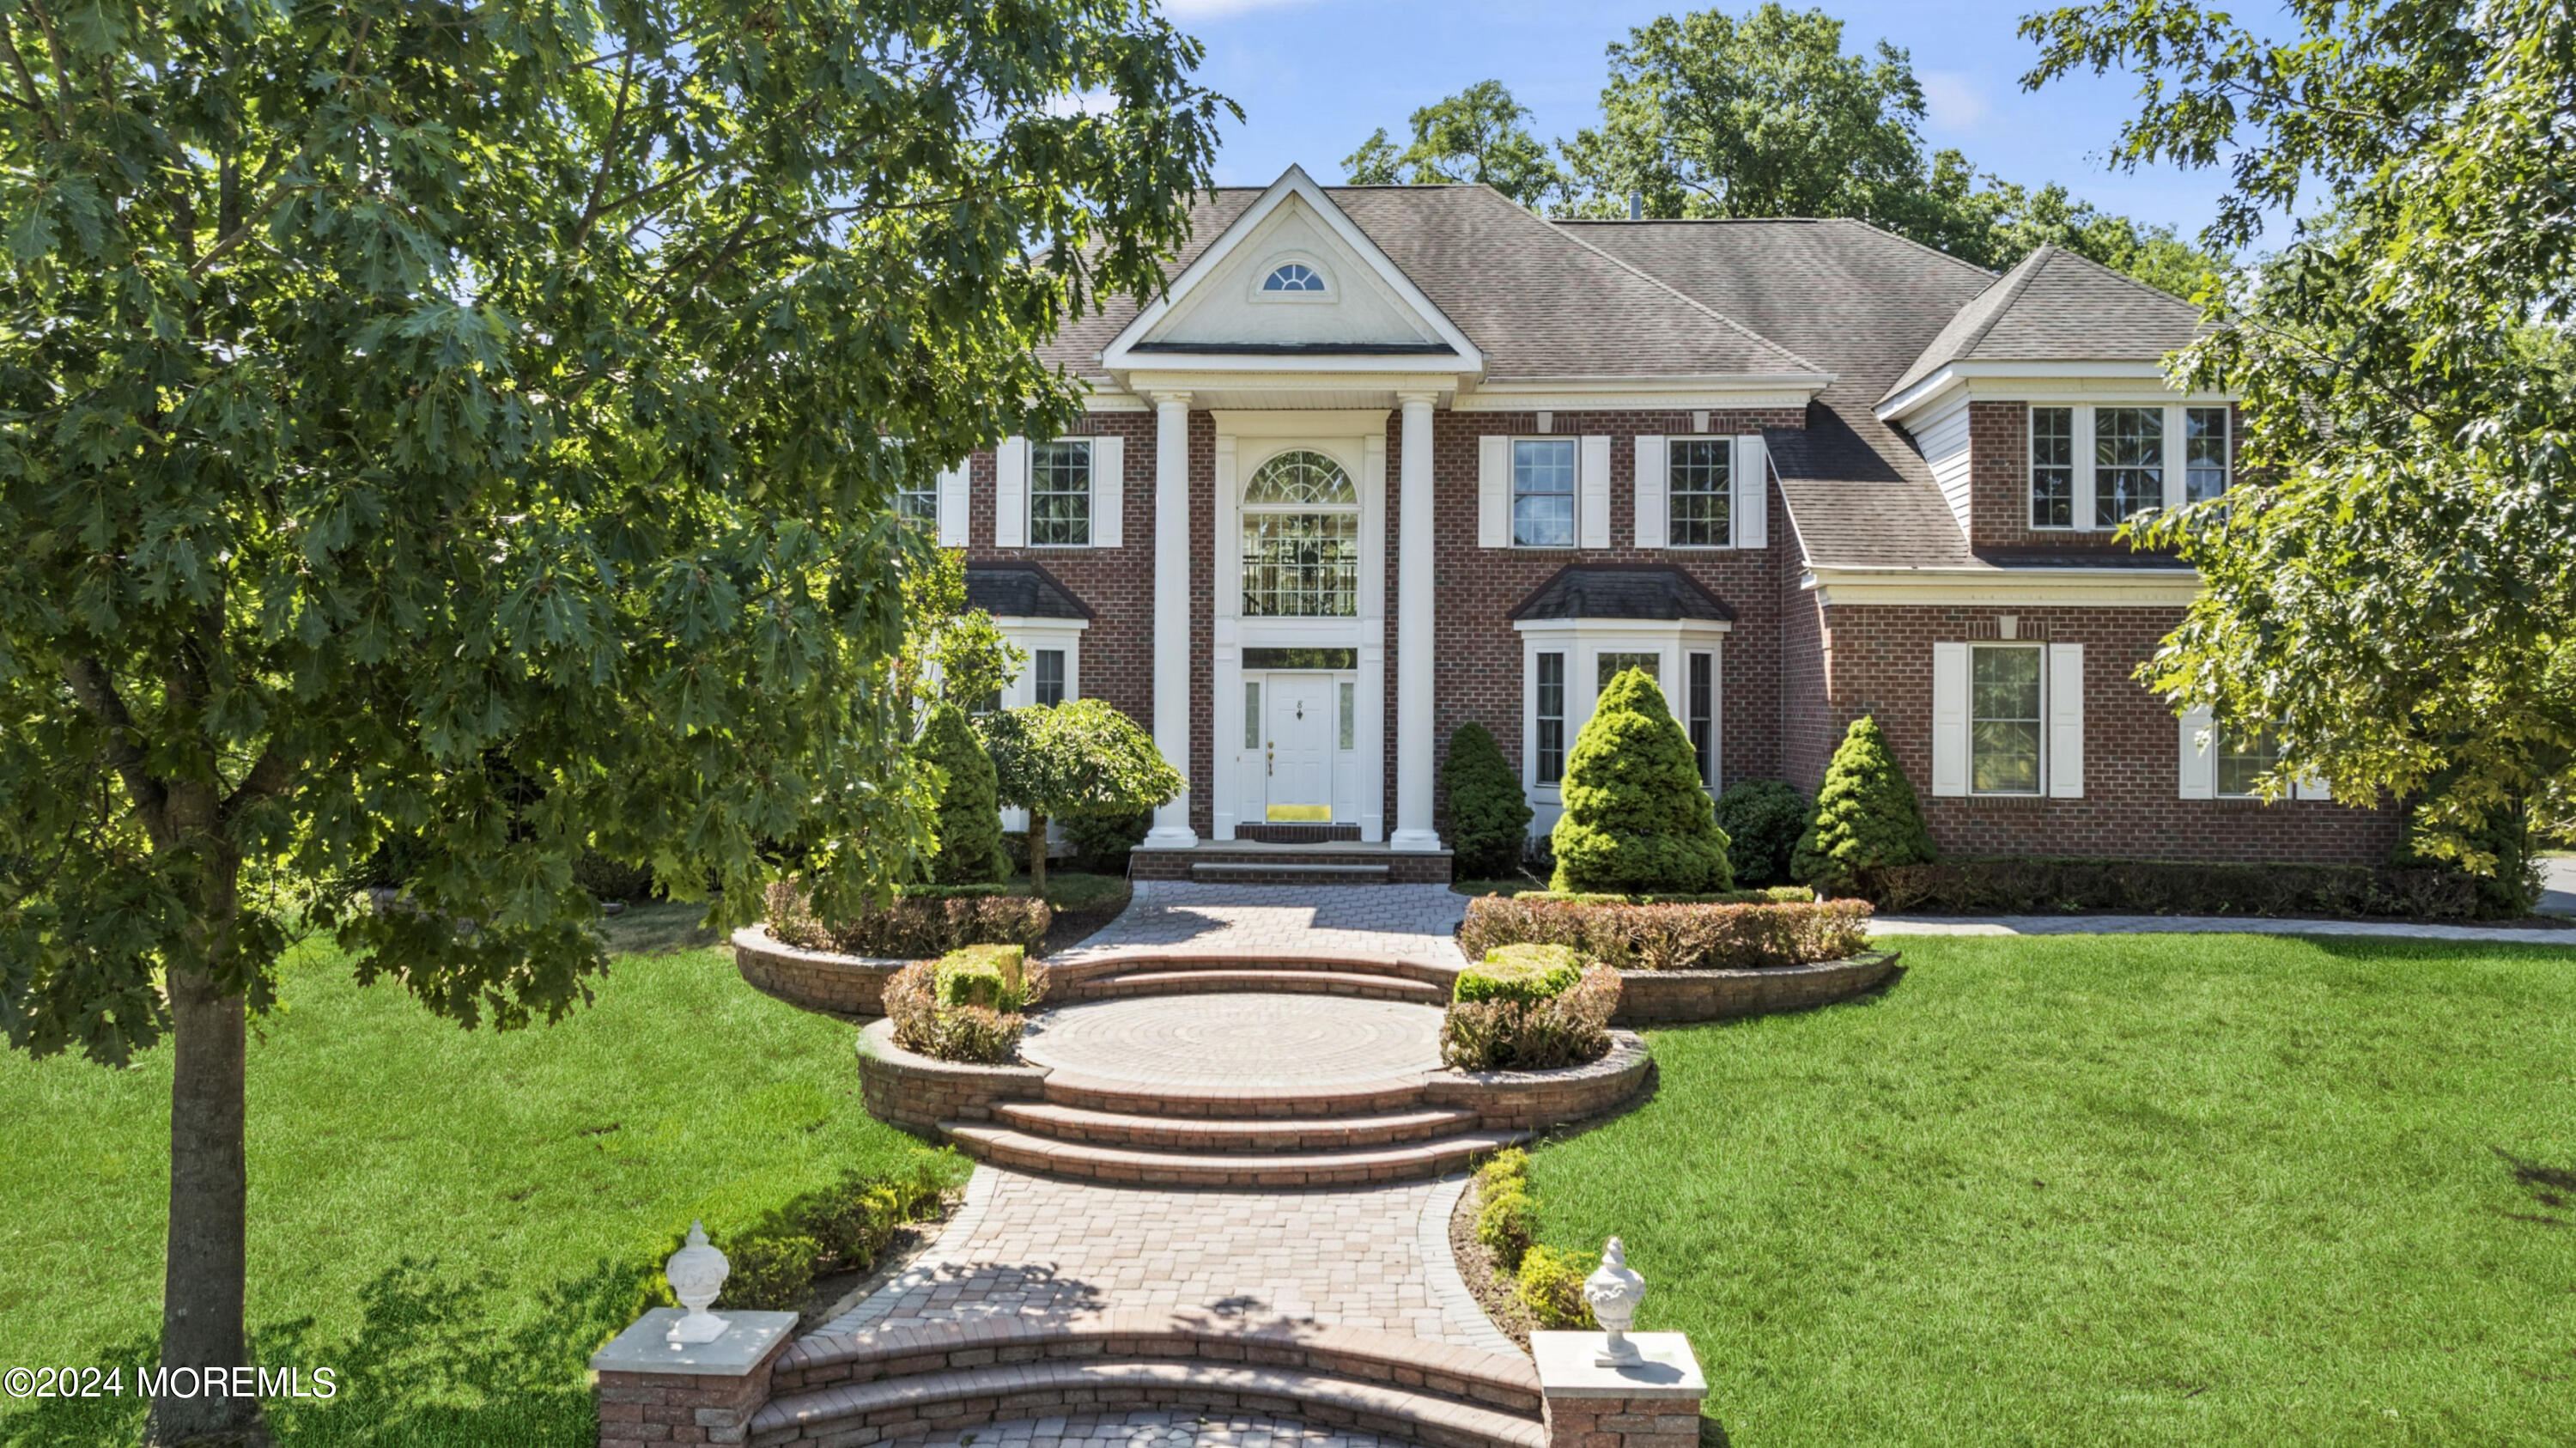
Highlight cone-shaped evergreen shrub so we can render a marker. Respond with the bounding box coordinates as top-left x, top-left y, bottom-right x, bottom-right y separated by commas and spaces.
1791, 715, 1935, 892
1548, 668, 1732, 893
1442, 722, 1533, 878
917, 703, 1006, 885
1712, 778, 1814, 887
